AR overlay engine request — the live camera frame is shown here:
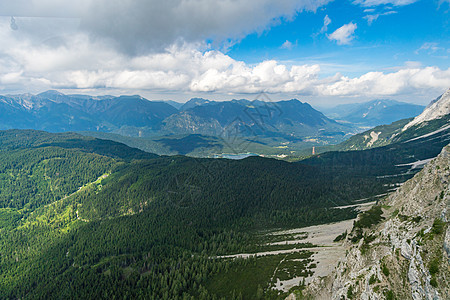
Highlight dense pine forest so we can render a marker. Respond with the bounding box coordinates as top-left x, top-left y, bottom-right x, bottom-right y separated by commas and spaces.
0, 129, 447, 299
